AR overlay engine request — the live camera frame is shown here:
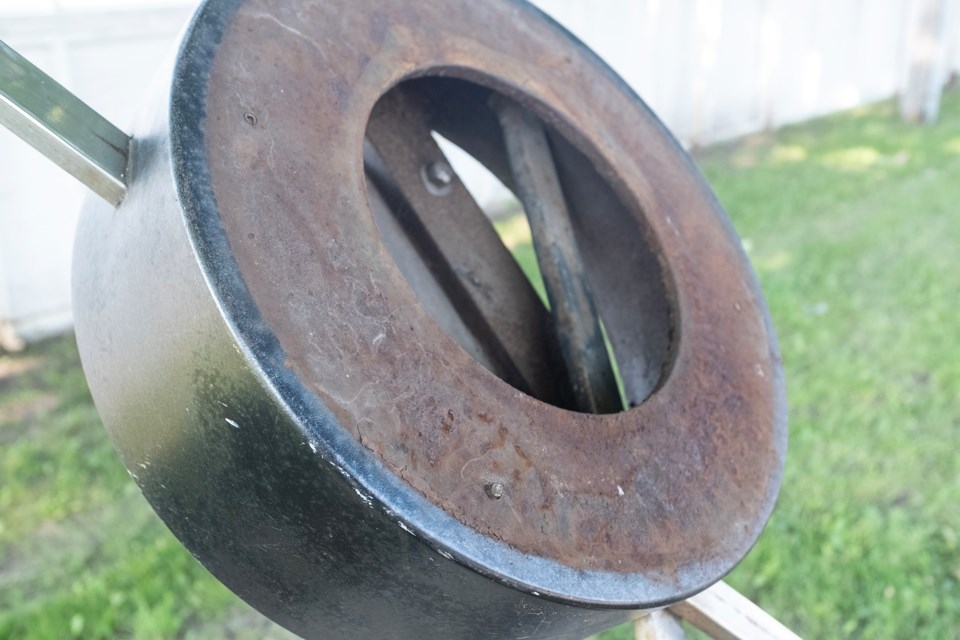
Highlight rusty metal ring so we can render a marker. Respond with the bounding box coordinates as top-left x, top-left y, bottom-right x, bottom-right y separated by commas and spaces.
73, 0, 787, 637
